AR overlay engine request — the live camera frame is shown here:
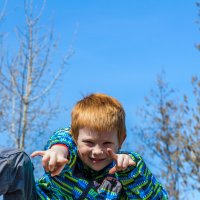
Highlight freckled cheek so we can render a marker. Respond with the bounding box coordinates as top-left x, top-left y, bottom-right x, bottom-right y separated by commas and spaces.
78, 146, 92, 157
